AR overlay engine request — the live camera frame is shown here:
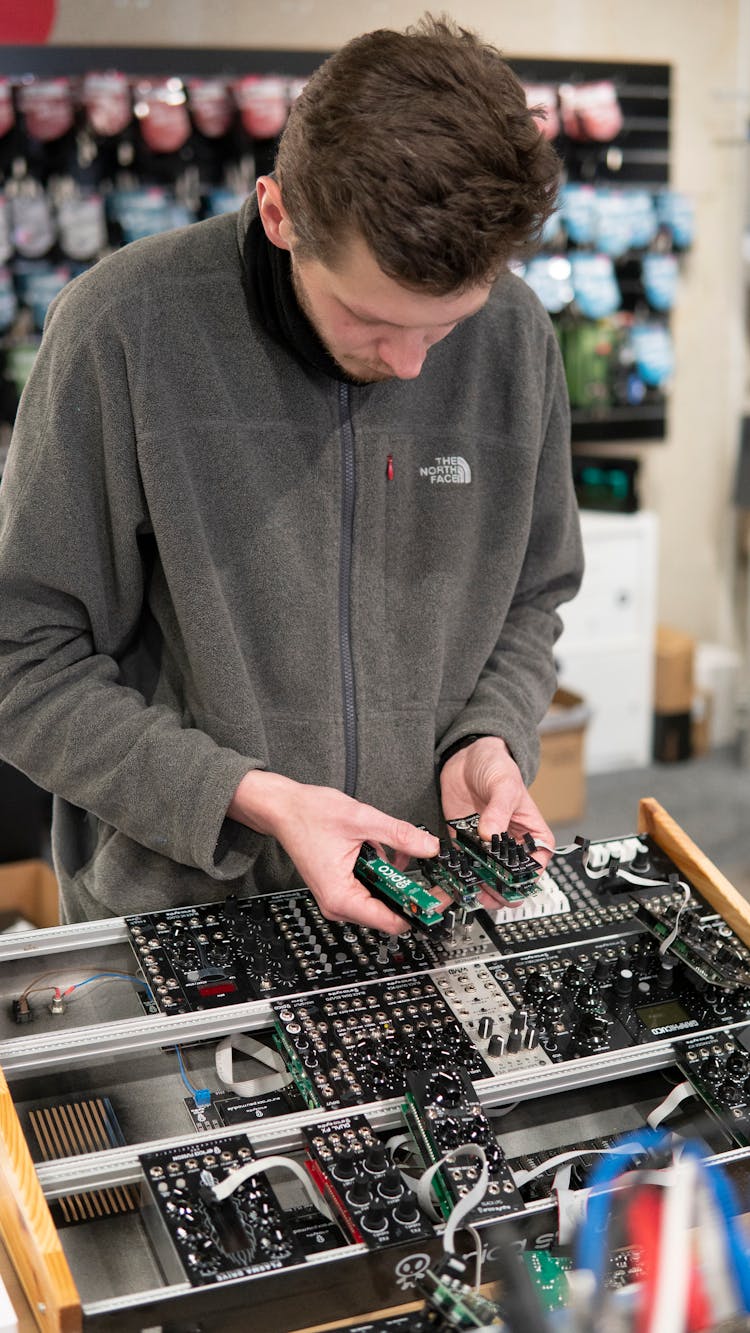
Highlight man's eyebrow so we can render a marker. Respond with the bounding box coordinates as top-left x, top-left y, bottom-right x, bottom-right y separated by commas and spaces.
340, 301, 474, 328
